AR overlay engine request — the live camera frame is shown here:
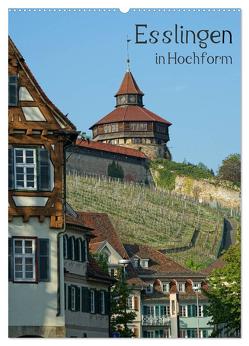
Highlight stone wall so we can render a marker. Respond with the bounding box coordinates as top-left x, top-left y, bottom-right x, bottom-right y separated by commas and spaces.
174, 176, 240, 209
66, 147, 150, 184
119, 143, 171, 160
